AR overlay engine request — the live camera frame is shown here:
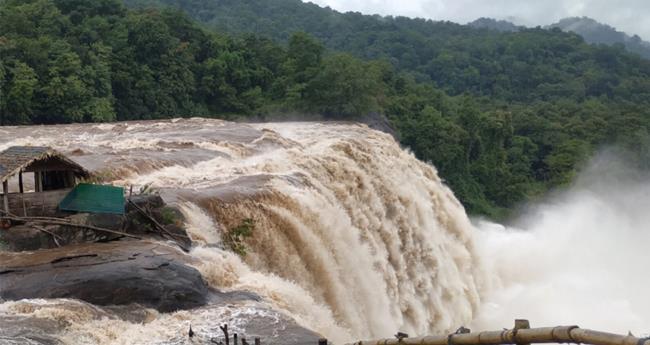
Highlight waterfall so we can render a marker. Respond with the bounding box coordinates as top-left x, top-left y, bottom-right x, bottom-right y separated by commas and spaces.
121, 121, 484, 341
1, 119, 648, 344
0, 119, 483, 343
